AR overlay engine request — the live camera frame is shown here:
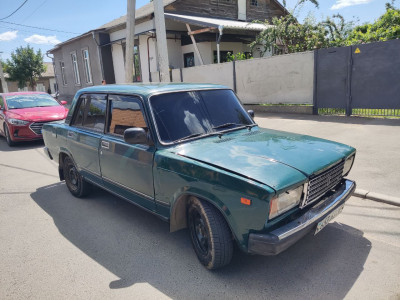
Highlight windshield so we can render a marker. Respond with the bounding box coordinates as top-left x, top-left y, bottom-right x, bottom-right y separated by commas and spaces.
5, 94, 60, 109
150, 89, 254, 143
